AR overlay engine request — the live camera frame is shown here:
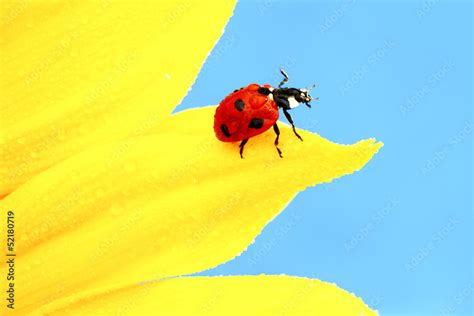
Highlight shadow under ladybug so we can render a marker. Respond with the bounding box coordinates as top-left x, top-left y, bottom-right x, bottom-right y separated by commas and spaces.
213, 68, 318, 158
